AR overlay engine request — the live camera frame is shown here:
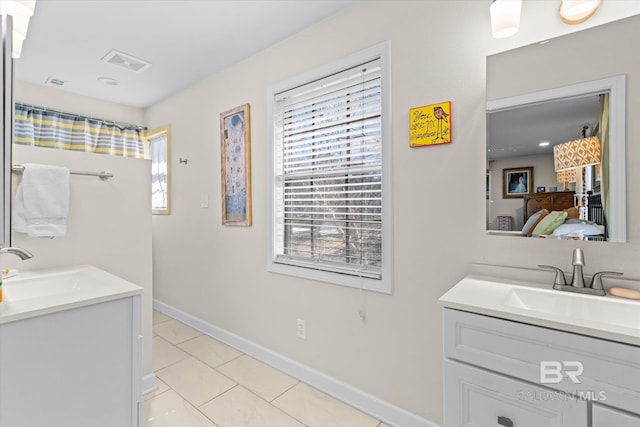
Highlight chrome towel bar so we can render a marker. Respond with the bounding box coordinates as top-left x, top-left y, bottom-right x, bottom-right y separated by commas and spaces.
12, 164, 114, 180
